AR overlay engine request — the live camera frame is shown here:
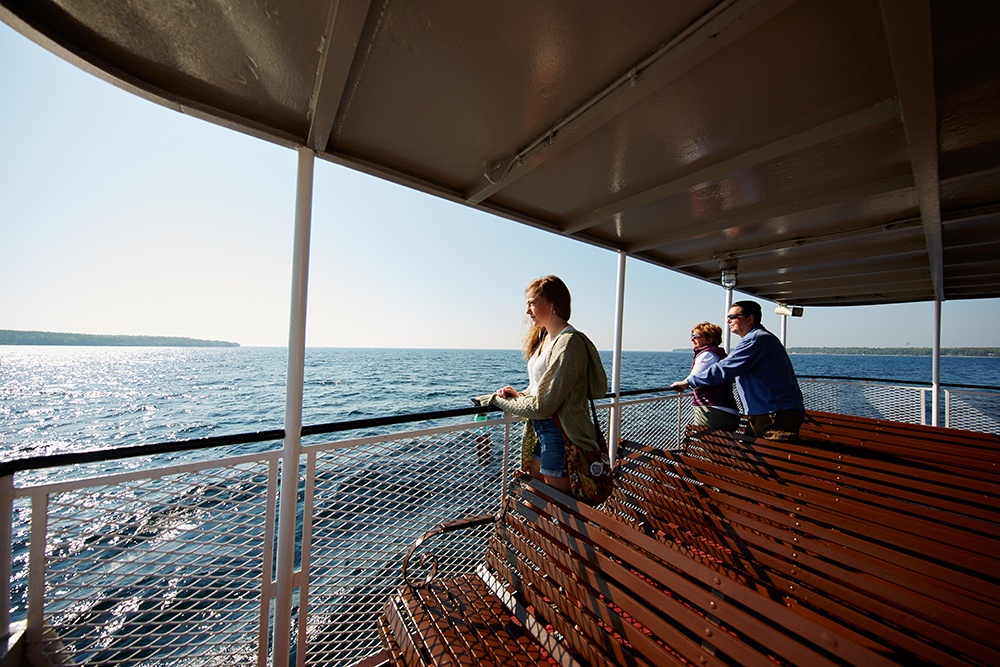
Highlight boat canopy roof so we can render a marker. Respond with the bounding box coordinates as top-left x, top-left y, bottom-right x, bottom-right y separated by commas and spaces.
4, 0, 998, 307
